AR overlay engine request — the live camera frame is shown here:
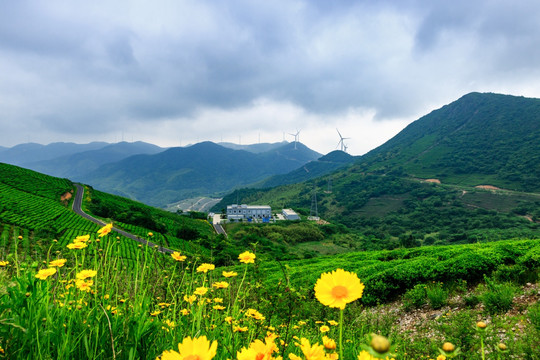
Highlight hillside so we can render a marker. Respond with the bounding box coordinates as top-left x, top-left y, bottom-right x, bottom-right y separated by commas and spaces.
214, 93, 540, 247
82, 141, 321, 207
360, 92, 540, 191
0, 162, 213, 259
253, 150, 356, 188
